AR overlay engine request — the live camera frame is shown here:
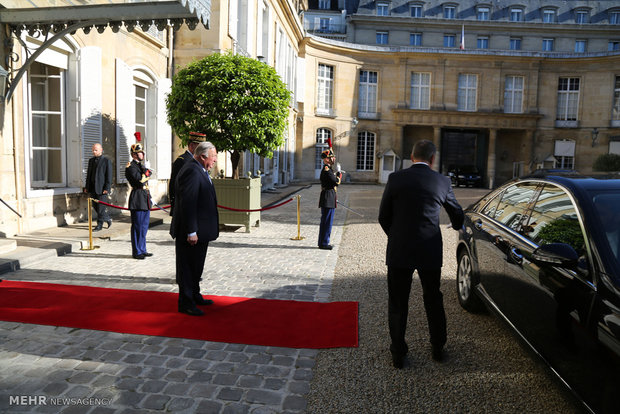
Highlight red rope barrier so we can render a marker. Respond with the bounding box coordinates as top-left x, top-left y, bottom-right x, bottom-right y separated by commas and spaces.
93, 197, 295, 213
216, 197, 294, 212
